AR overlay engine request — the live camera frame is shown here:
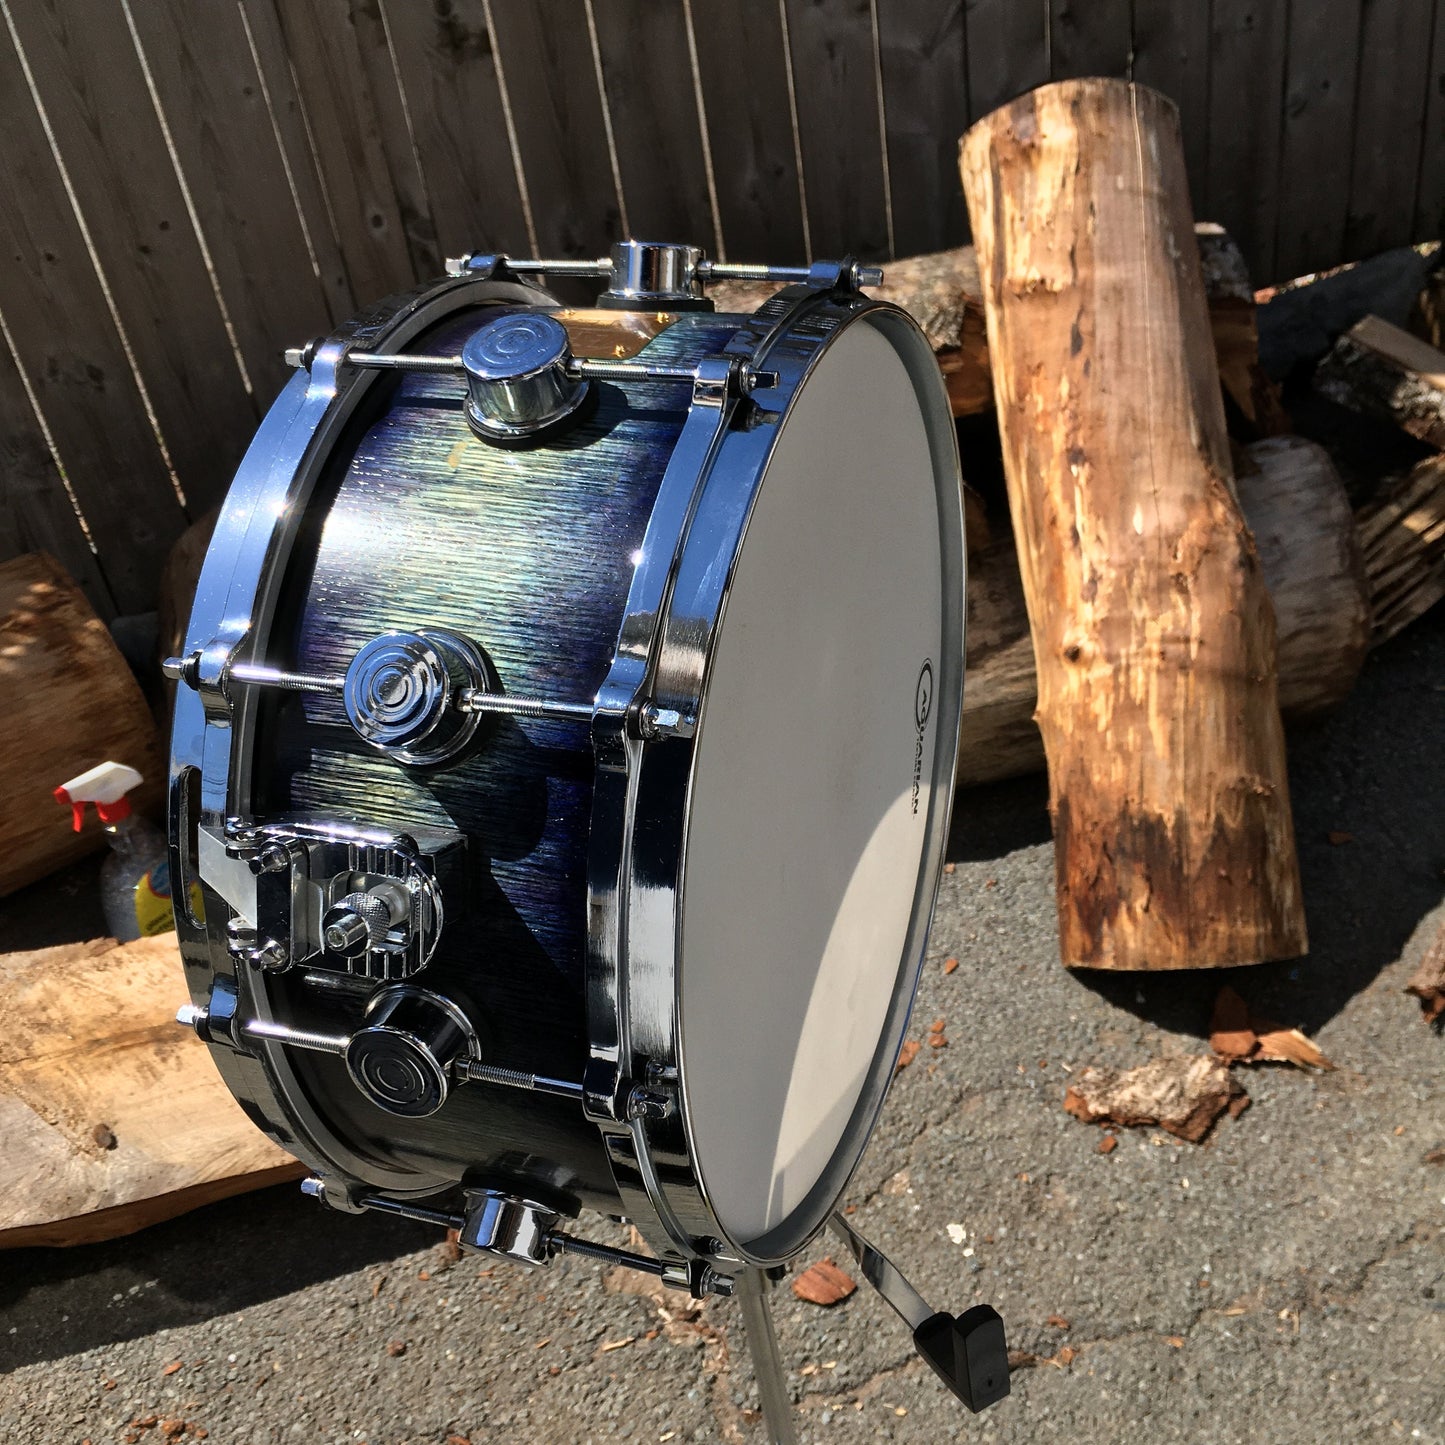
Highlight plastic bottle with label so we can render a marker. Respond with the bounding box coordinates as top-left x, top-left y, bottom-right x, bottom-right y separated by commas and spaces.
53, 761, 180, 941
